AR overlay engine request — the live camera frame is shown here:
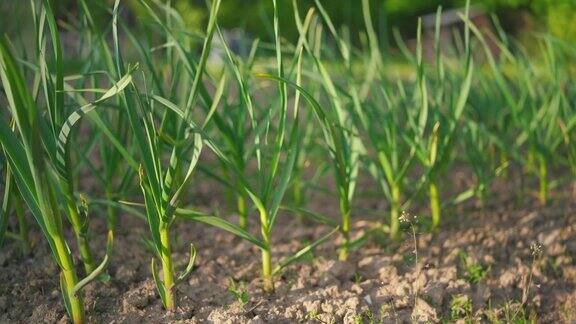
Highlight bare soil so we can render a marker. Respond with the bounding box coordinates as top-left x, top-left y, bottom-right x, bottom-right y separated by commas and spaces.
1, 176, 575, 323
